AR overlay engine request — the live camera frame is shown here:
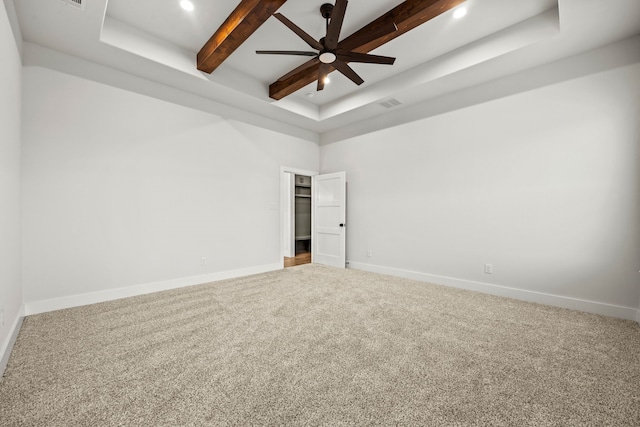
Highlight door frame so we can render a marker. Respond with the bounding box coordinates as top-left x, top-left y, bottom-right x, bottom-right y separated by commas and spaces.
280, 166, 318, 269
